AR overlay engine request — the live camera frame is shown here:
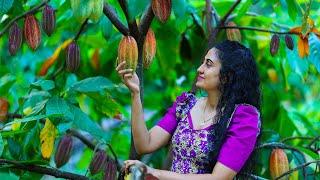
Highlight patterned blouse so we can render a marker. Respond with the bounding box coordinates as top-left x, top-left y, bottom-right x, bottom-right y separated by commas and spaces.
156, 91, 261, 174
